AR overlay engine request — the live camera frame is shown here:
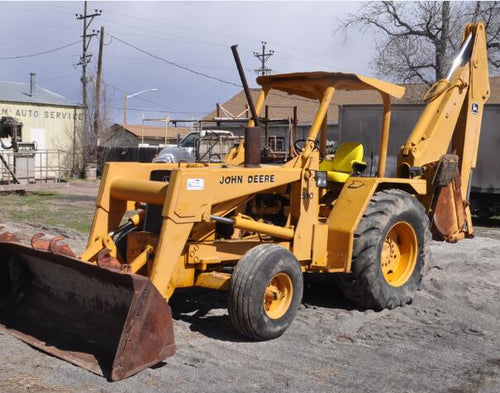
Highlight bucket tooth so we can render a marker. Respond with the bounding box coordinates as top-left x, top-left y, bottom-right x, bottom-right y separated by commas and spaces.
31, 233, 75, 257
96, 248, 122, 271
31, 233, 51, 251
0, 230, 18, 243
49, 236, 75, 257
